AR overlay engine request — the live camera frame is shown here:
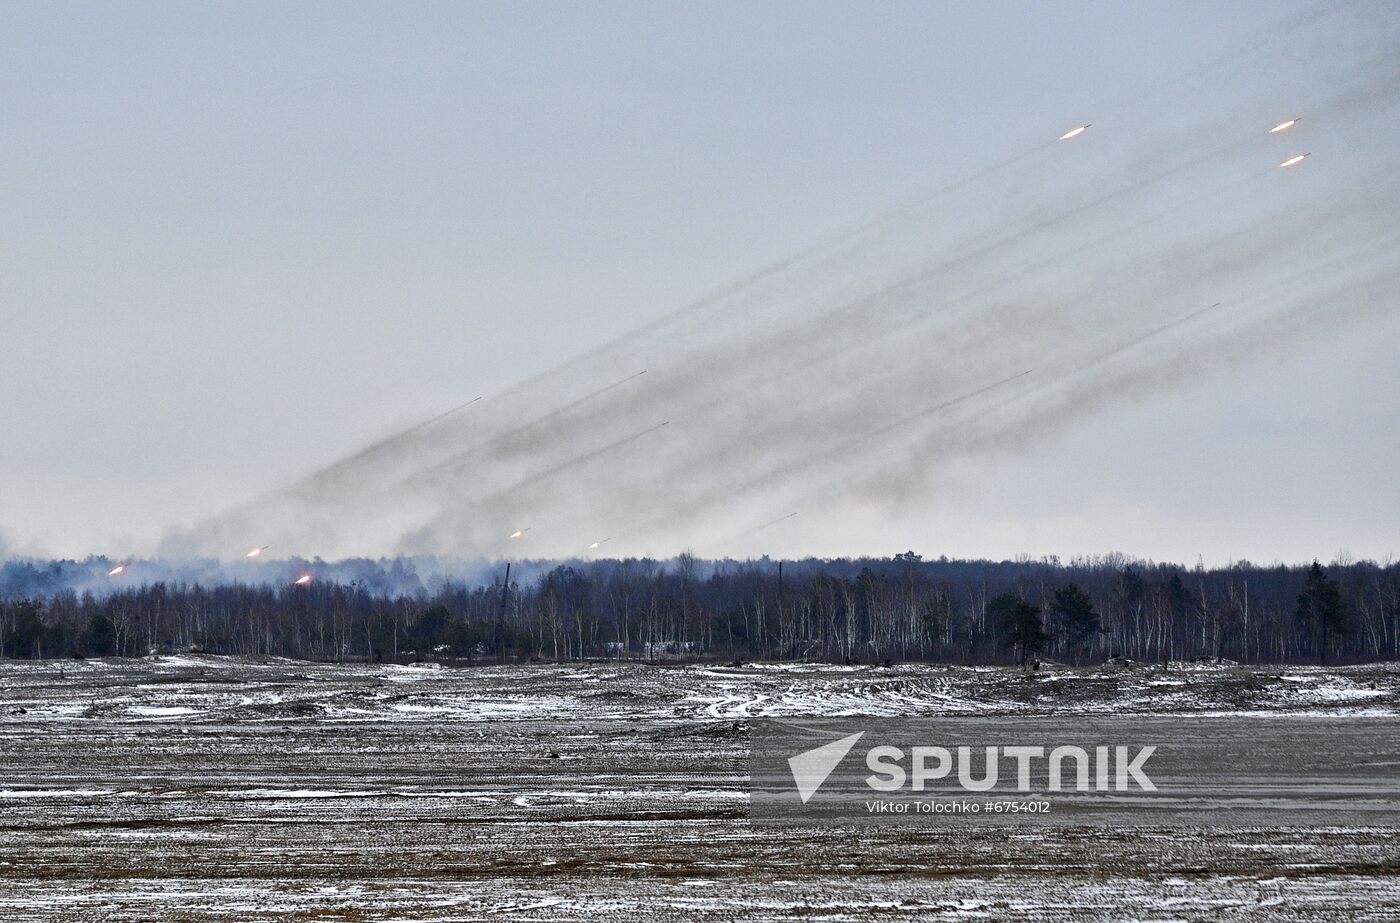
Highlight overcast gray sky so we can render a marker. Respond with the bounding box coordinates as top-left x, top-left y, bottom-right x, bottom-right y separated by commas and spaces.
2, 1, 1396, 565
